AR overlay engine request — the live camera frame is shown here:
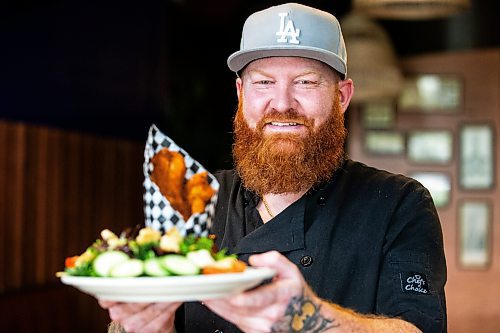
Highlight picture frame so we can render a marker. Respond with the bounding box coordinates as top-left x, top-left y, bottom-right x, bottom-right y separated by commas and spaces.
398, 73, 463, 113
459, 123, 495, 190
364, 130, 405, 156
458, 200, 492, 269
410, 172, 451, 208
361, 99, 395, 129
407, 130, 453, 164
